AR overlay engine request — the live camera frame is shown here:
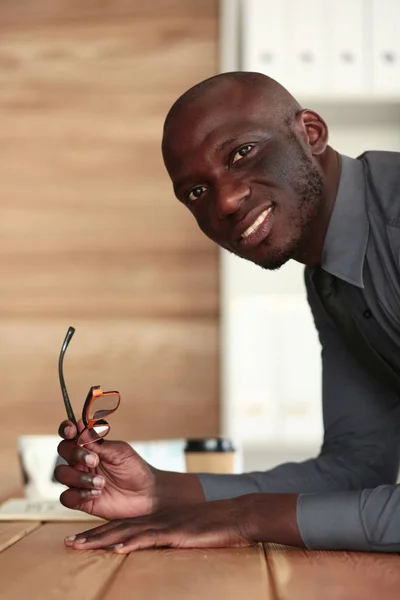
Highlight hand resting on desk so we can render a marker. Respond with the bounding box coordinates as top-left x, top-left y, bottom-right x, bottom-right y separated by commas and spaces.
64, 493, 300, 552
